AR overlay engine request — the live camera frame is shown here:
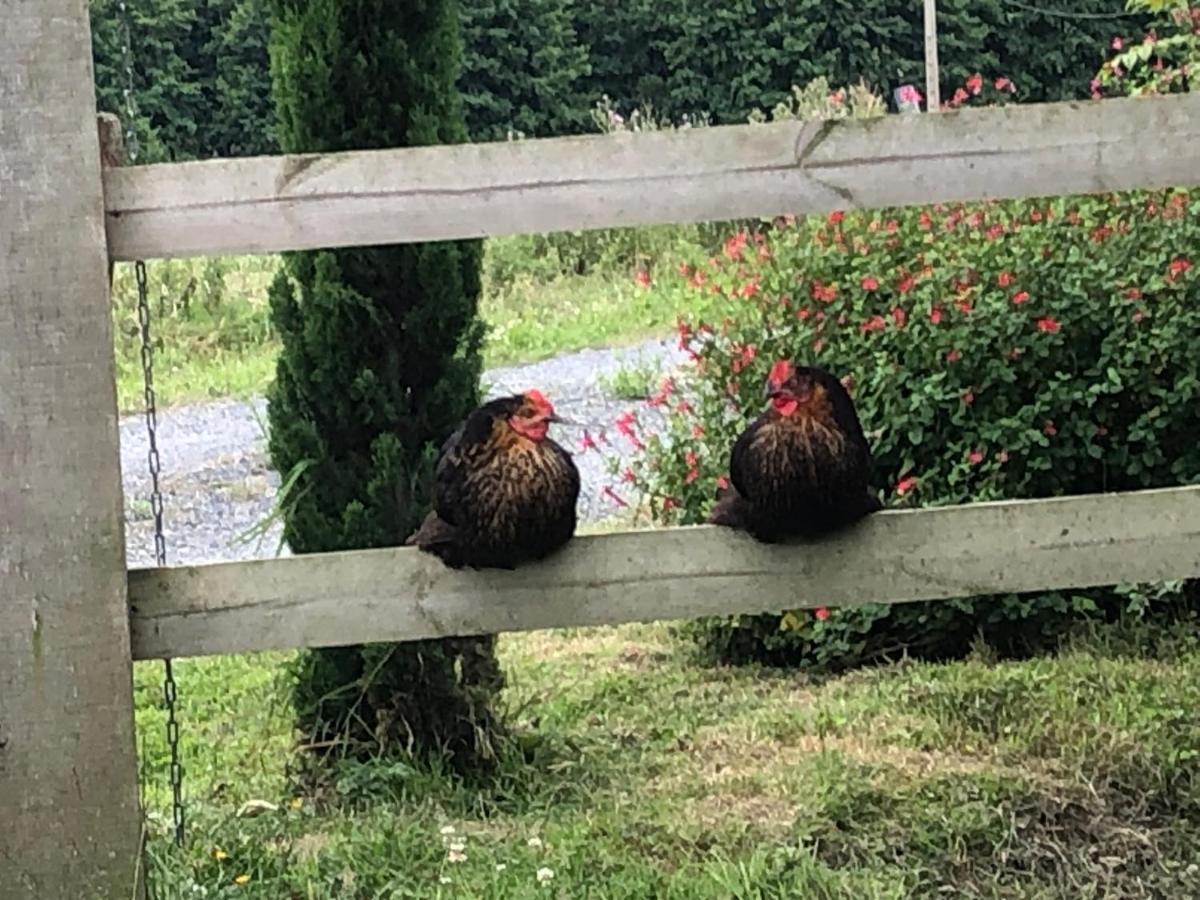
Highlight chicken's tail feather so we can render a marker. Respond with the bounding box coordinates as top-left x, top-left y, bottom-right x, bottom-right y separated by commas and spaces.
405, 511, 465, 568
707, 486, 750, 530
